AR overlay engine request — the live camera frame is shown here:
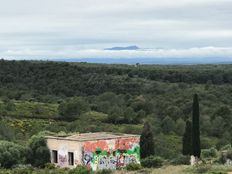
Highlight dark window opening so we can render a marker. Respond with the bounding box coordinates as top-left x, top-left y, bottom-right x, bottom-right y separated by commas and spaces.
96, 150, 101, 155
68, 152, 74, 165
52, 150, 58, 163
